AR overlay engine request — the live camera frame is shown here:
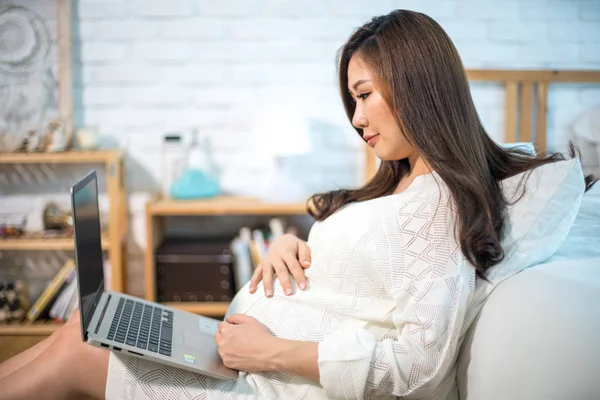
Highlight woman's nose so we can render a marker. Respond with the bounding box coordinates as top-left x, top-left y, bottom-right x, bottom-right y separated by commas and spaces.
352, 109, 368, 129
